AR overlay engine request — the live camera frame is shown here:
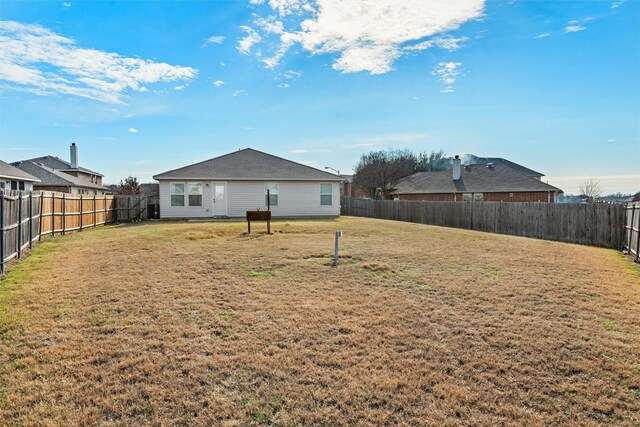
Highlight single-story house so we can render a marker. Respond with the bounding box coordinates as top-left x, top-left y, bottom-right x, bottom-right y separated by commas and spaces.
394, 155, 562, 202
12, 144, 109, 195
463, 155, 545, 180
0, 160, 40, 191
152, 148, 343, 218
